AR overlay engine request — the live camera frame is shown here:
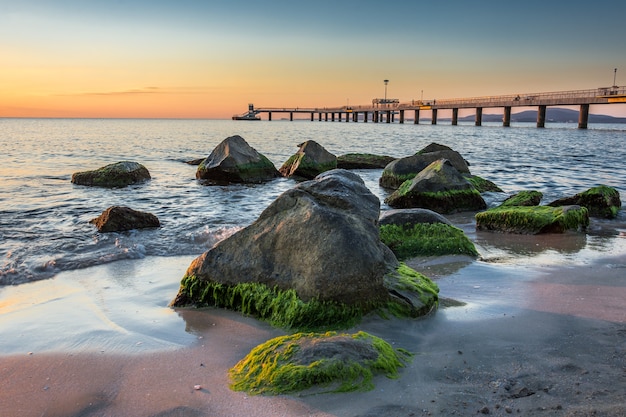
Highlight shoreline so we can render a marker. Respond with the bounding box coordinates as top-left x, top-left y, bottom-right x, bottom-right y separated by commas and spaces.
1, 245, 625, 416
